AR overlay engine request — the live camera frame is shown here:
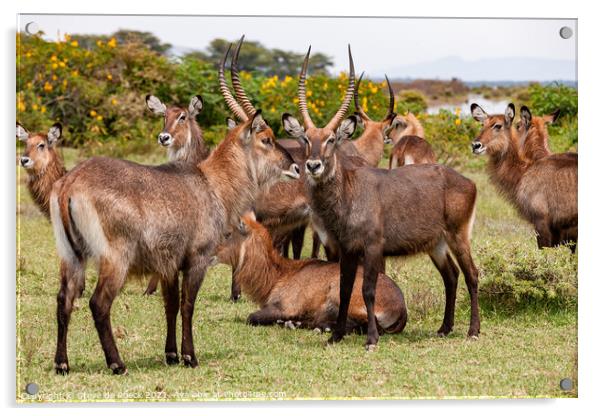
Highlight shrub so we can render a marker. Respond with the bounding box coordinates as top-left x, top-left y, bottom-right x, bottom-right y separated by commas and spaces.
527, 83, 578, 118
396, 89, 428, 114
477, 241, 577, 312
